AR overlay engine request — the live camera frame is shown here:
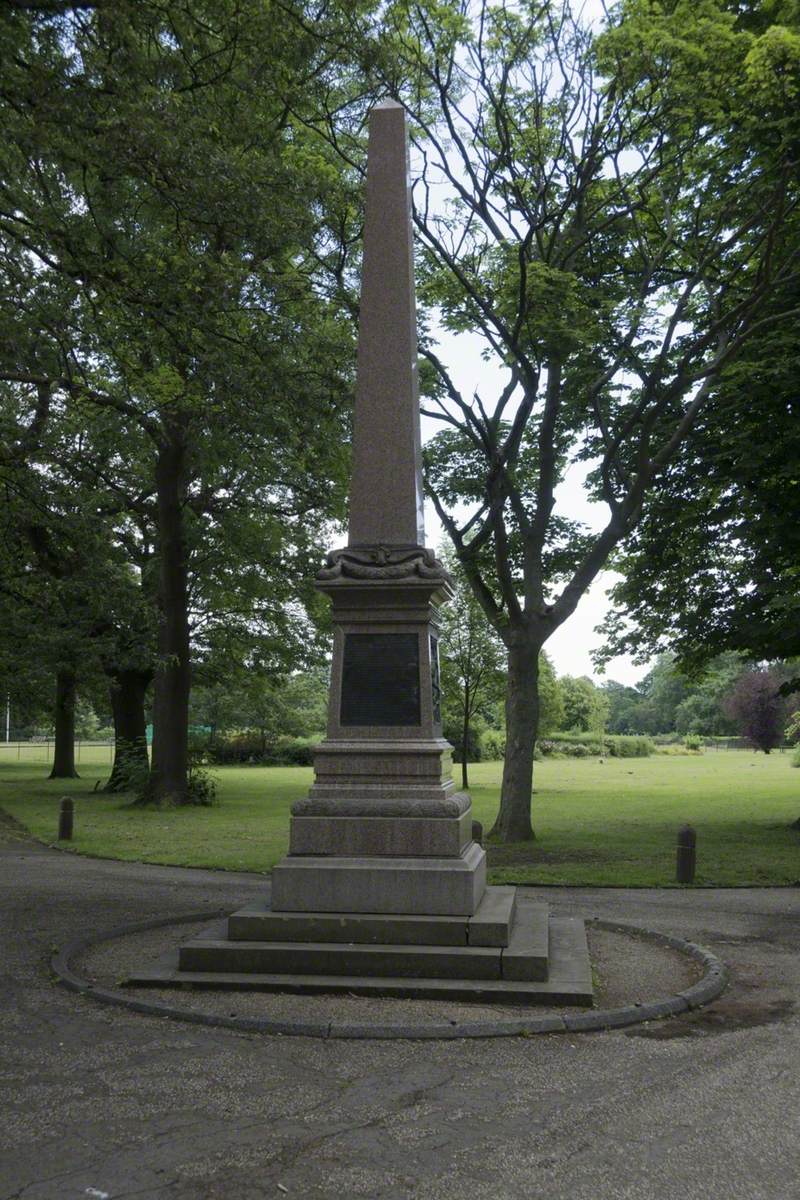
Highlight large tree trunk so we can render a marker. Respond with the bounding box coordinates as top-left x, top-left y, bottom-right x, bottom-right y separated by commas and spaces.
104, 667, 152, 792
49, 668, 78, 779
146, 420, 191, 805
489, 632, 540, 841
